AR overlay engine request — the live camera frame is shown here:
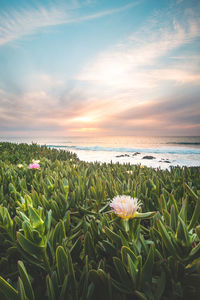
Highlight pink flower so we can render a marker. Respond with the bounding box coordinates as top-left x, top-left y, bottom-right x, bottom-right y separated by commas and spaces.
110, 195, 142, 219
28, 163, 40, 169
